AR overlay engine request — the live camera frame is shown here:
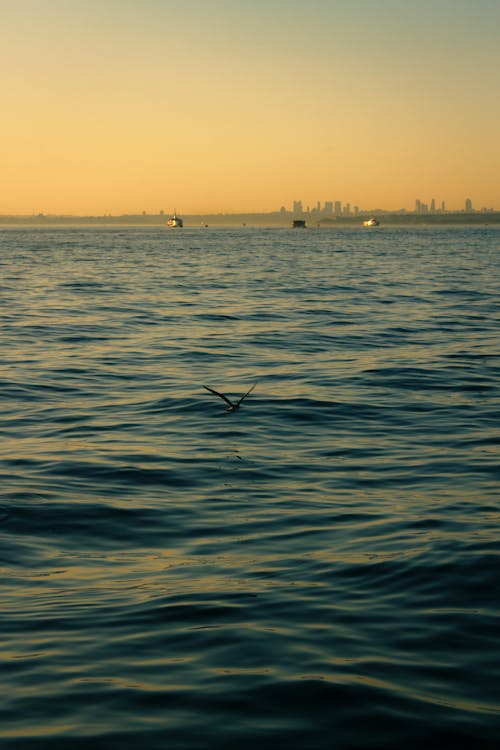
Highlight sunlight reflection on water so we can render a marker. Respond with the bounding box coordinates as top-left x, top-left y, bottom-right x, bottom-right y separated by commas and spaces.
1, 226, 499, 749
